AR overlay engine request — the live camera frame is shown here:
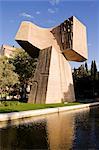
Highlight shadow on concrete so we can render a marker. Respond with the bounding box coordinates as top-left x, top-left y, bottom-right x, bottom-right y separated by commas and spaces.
63, 83, 75, 103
